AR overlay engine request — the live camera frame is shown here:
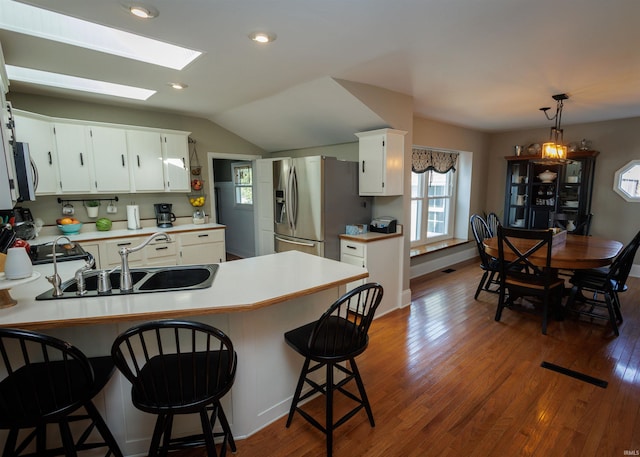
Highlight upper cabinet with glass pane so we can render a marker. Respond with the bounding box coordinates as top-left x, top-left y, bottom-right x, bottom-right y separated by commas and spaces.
614, 160, 640, 202
503, 150, 598, 232
355, 128, 406, 196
